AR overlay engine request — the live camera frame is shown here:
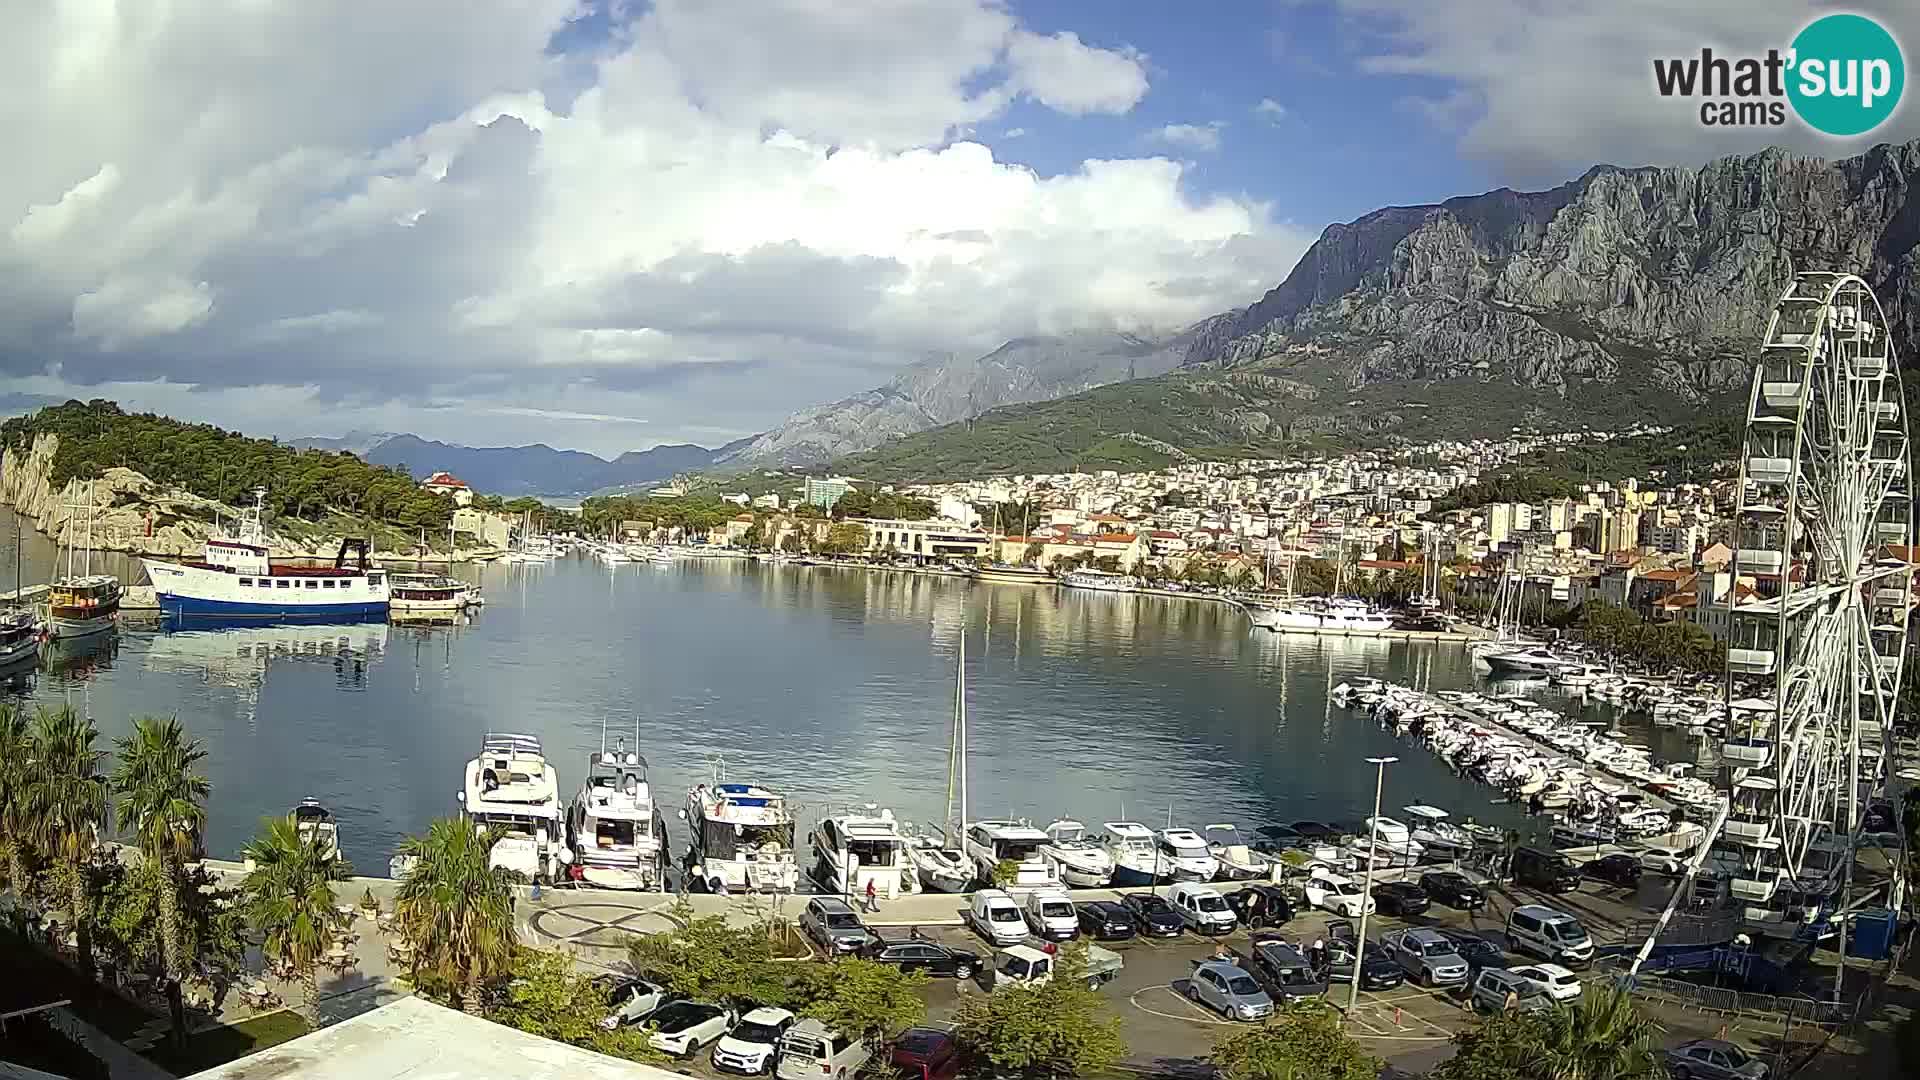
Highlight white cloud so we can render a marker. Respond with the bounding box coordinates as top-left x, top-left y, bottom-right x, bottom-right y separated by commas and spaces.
1148, 122, 1226, 153
1253, 98, 1287, 123
0, 0, 1312, 455
1003, 127, 1027, 138
1329, 0, 1920, 185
